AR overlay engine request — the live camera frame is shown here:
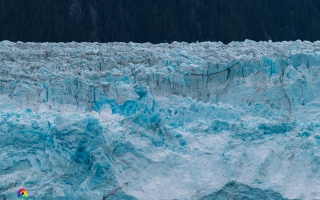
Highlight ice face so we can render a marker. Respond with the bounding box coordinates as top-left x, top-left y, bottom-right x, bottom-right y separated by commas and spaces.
1, 40, 320, 199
